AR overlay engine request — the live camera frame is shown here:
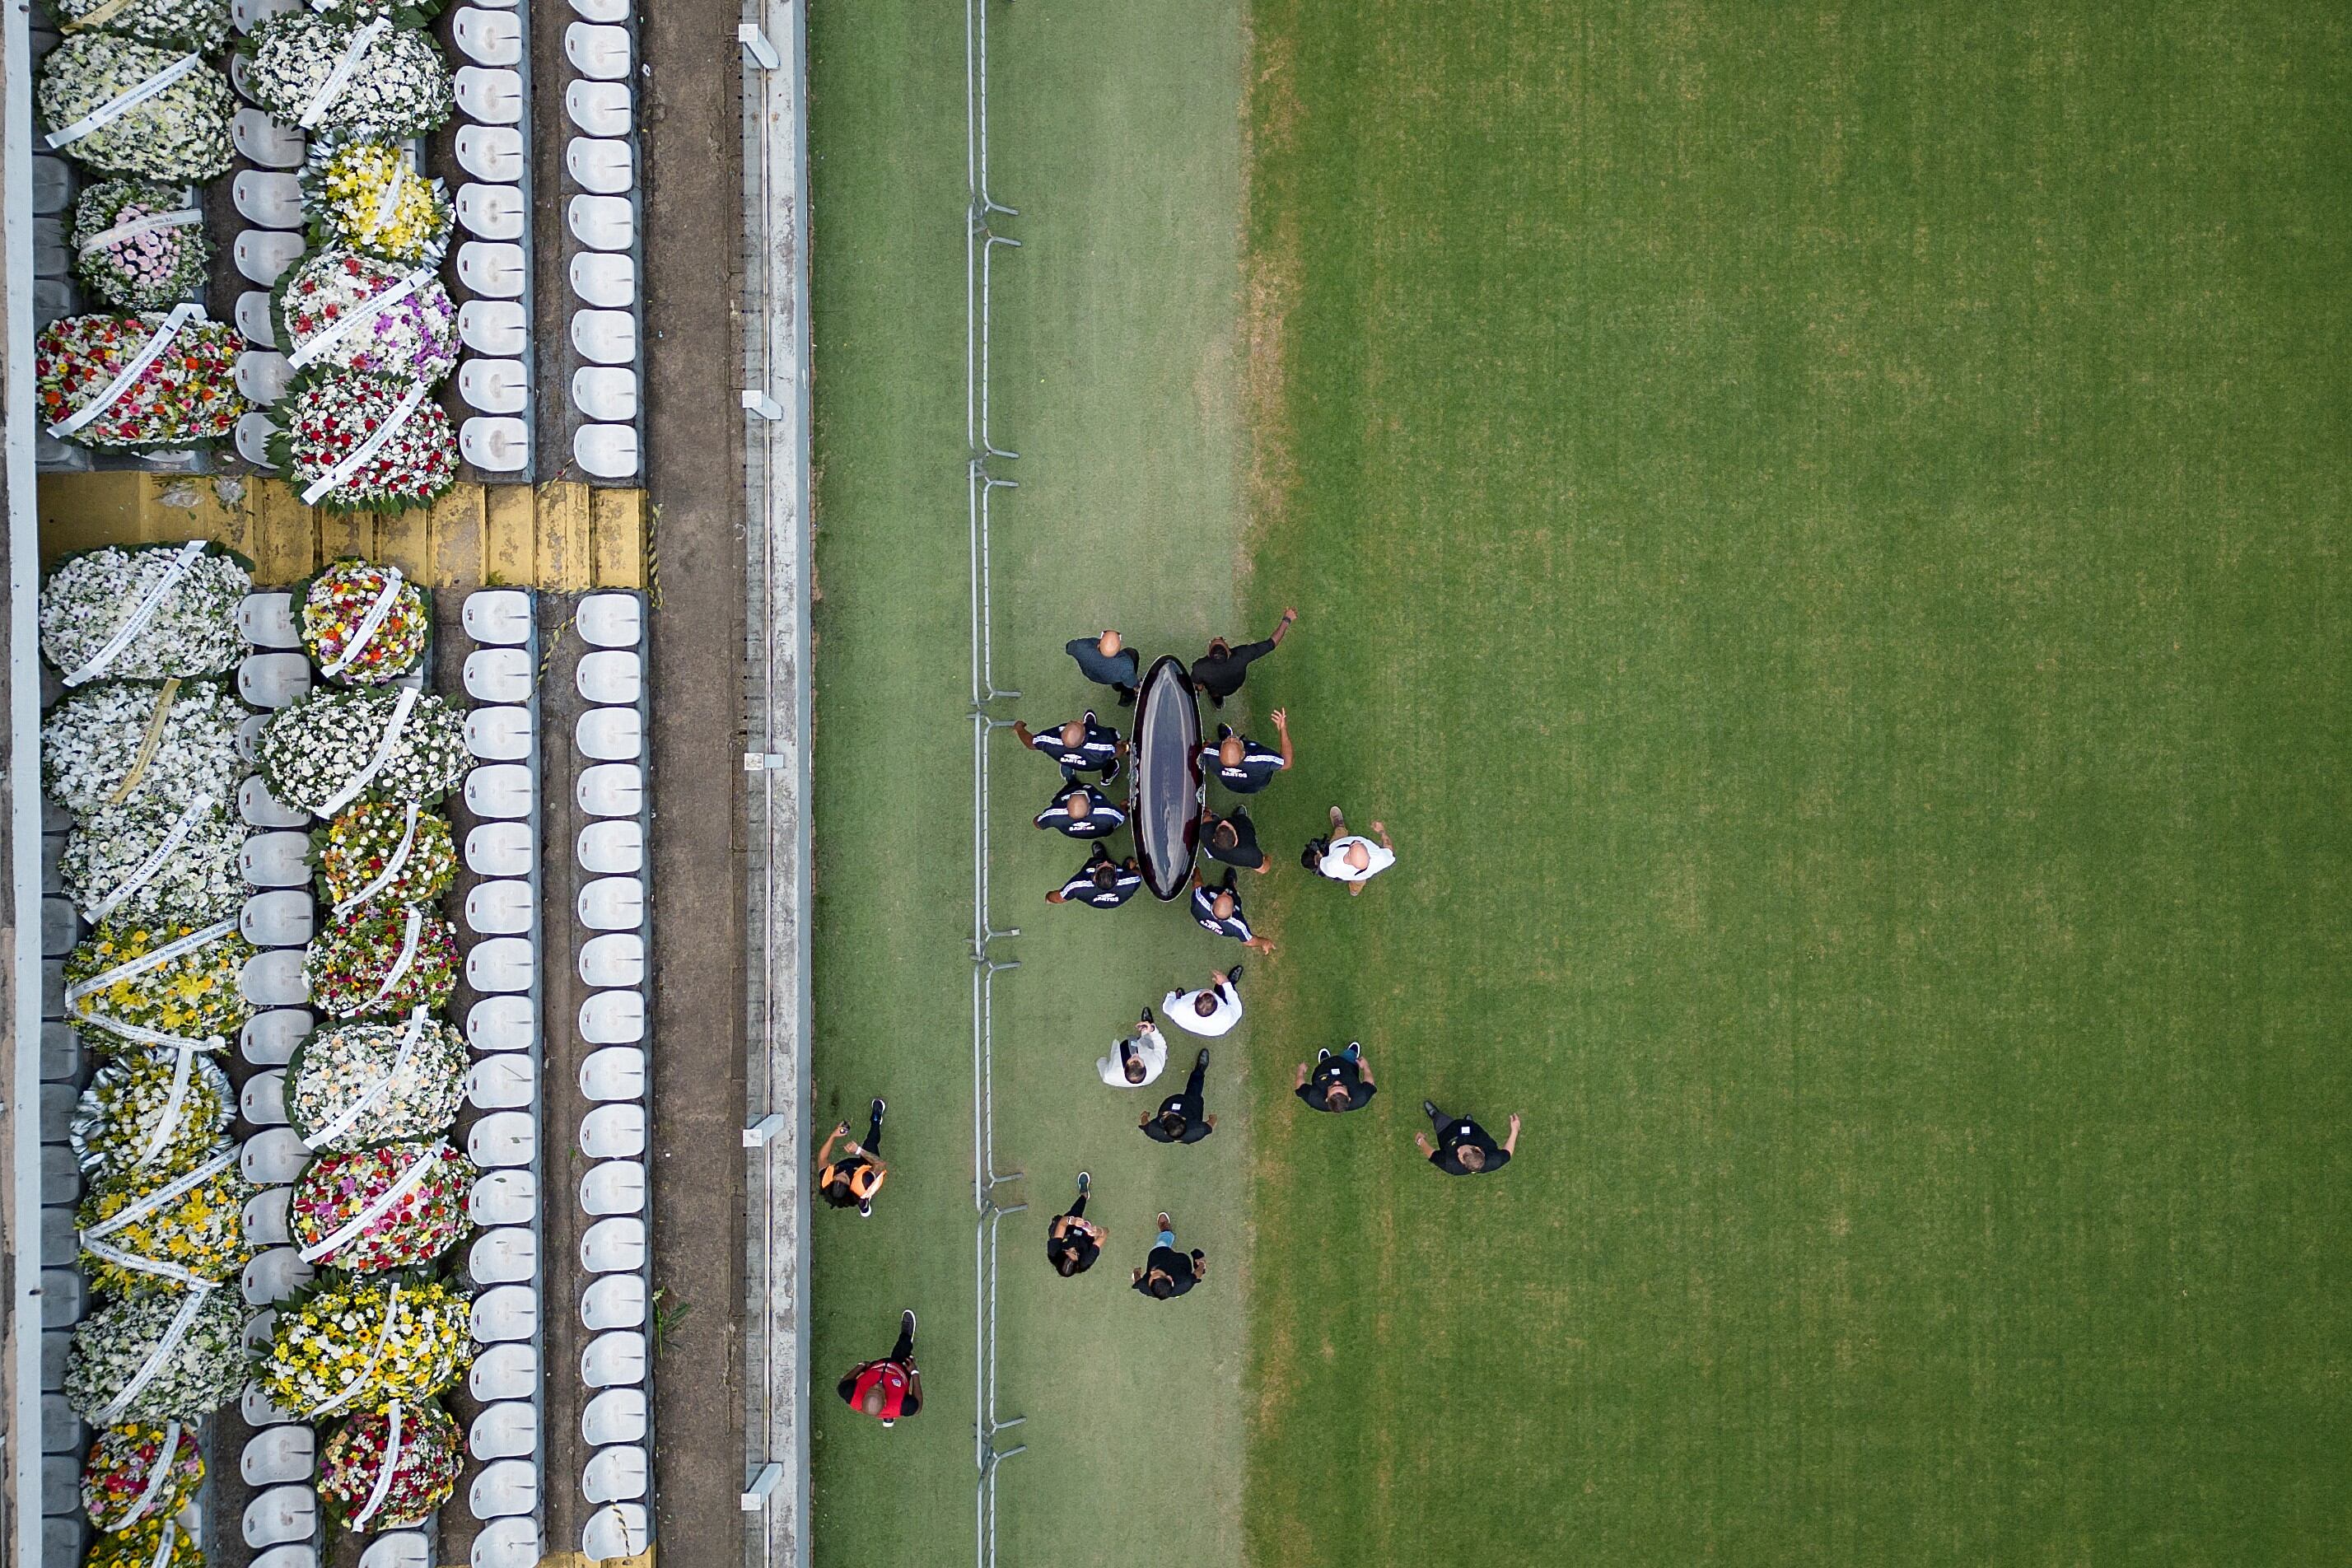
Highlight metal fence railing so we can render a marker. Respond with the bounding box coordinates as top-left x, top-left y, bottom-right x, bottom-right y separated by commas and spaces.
966, 1, 1026, 1566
